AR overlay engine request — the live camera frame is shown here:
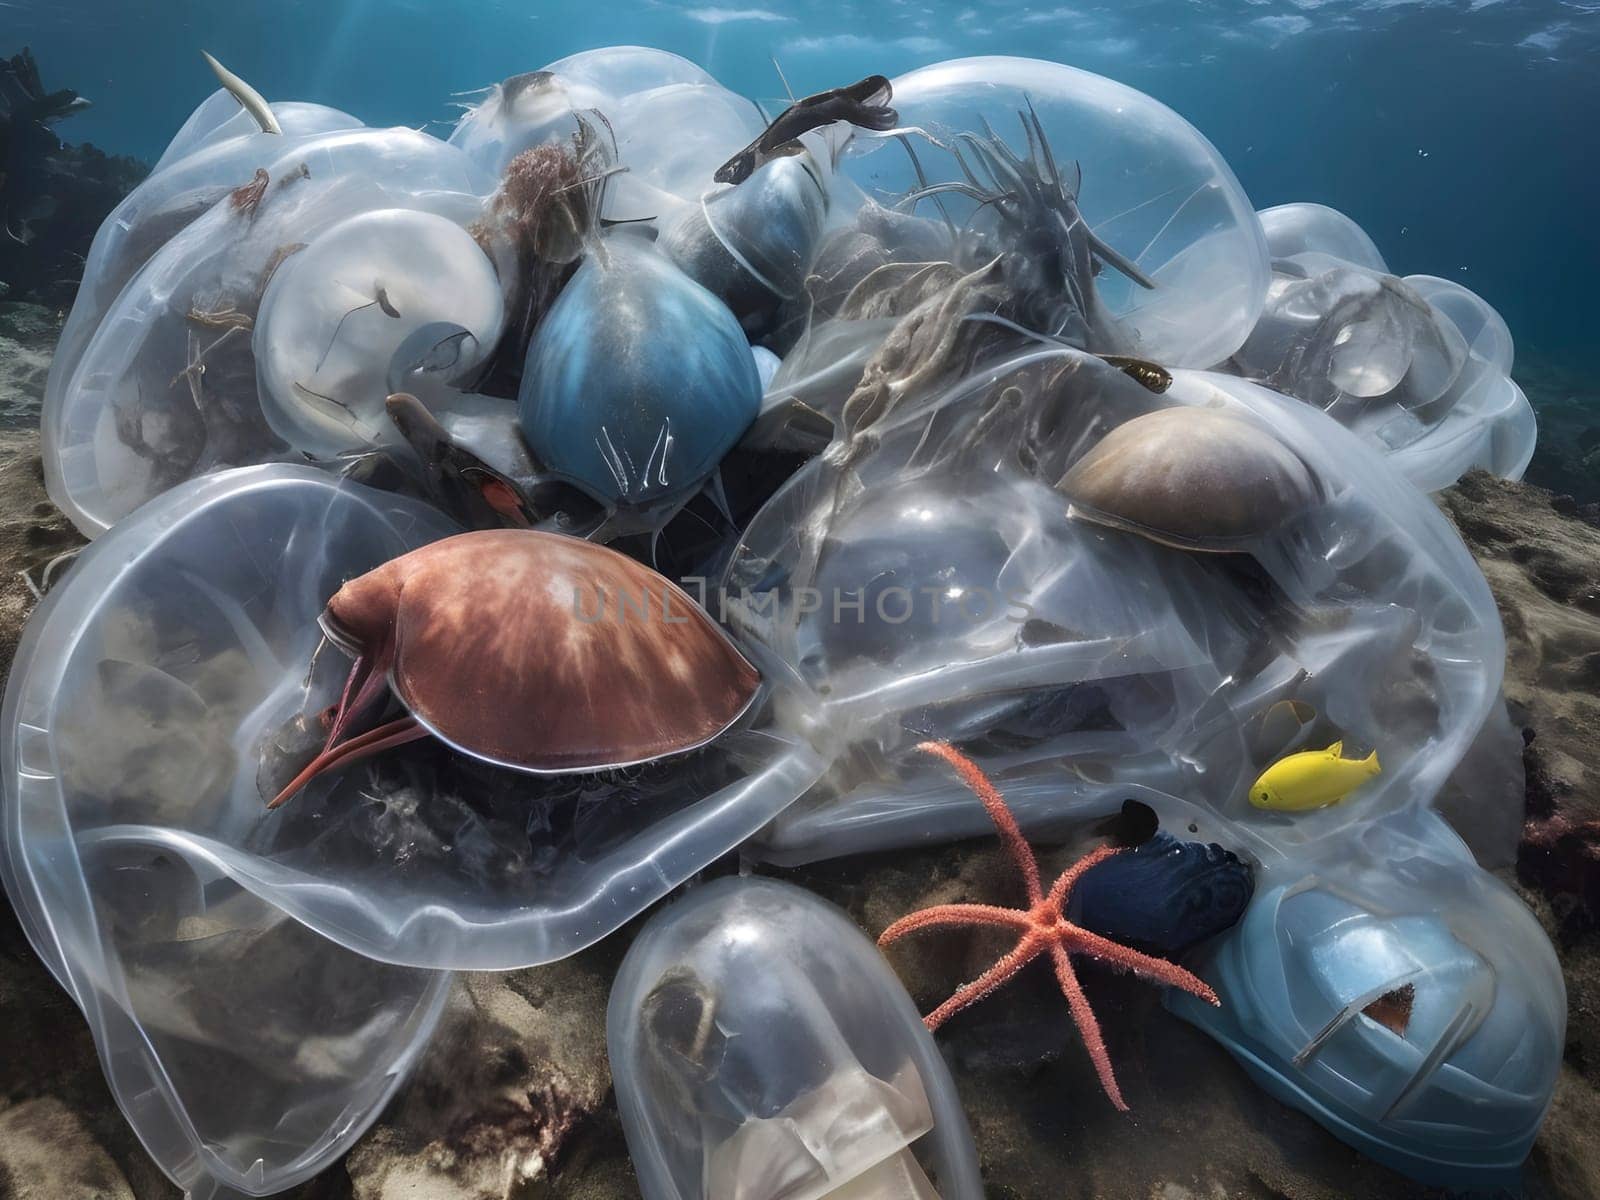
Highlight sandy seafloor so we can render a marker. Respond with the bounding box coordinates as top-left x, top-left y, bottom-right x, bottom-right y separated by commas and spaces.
0, 299, 1598, 1200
